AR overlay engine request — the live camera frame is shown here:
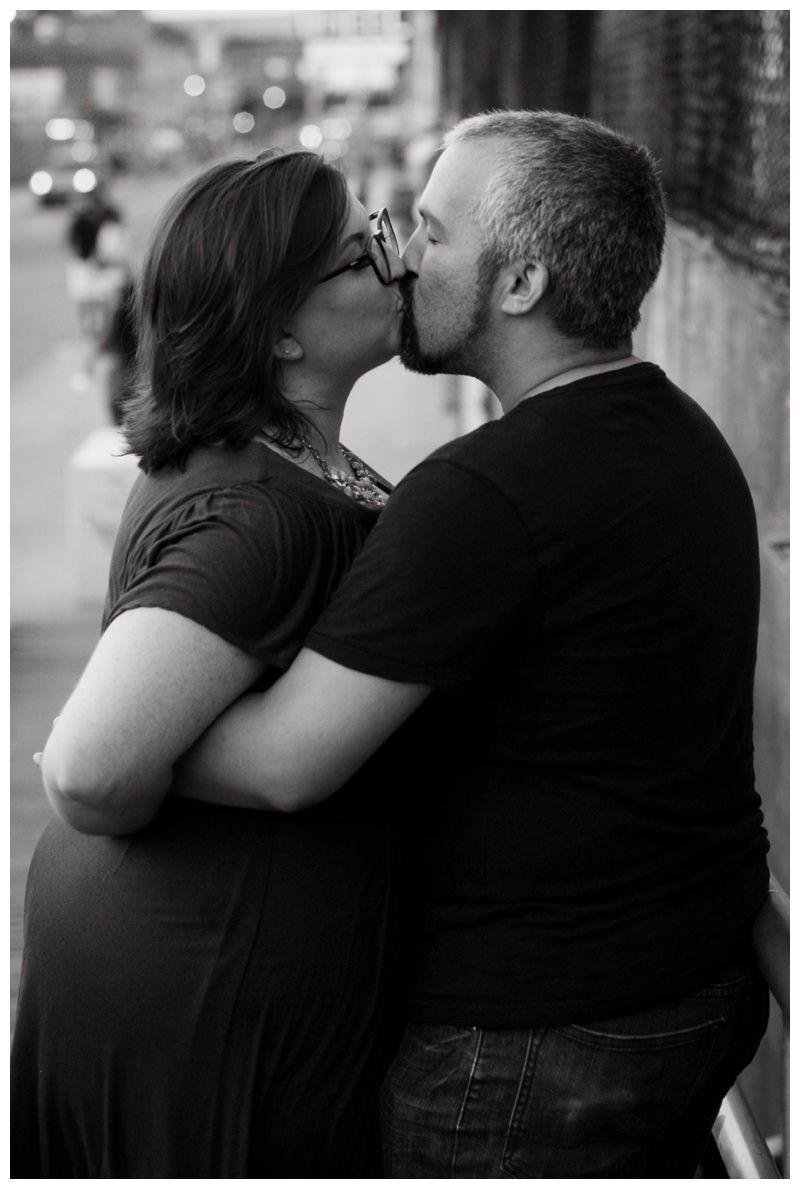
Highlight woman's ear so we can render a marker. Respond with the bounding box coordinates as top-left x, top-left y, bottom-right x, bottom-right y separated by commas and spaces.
273, 333, 304, 361
499, 262, 549, 316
